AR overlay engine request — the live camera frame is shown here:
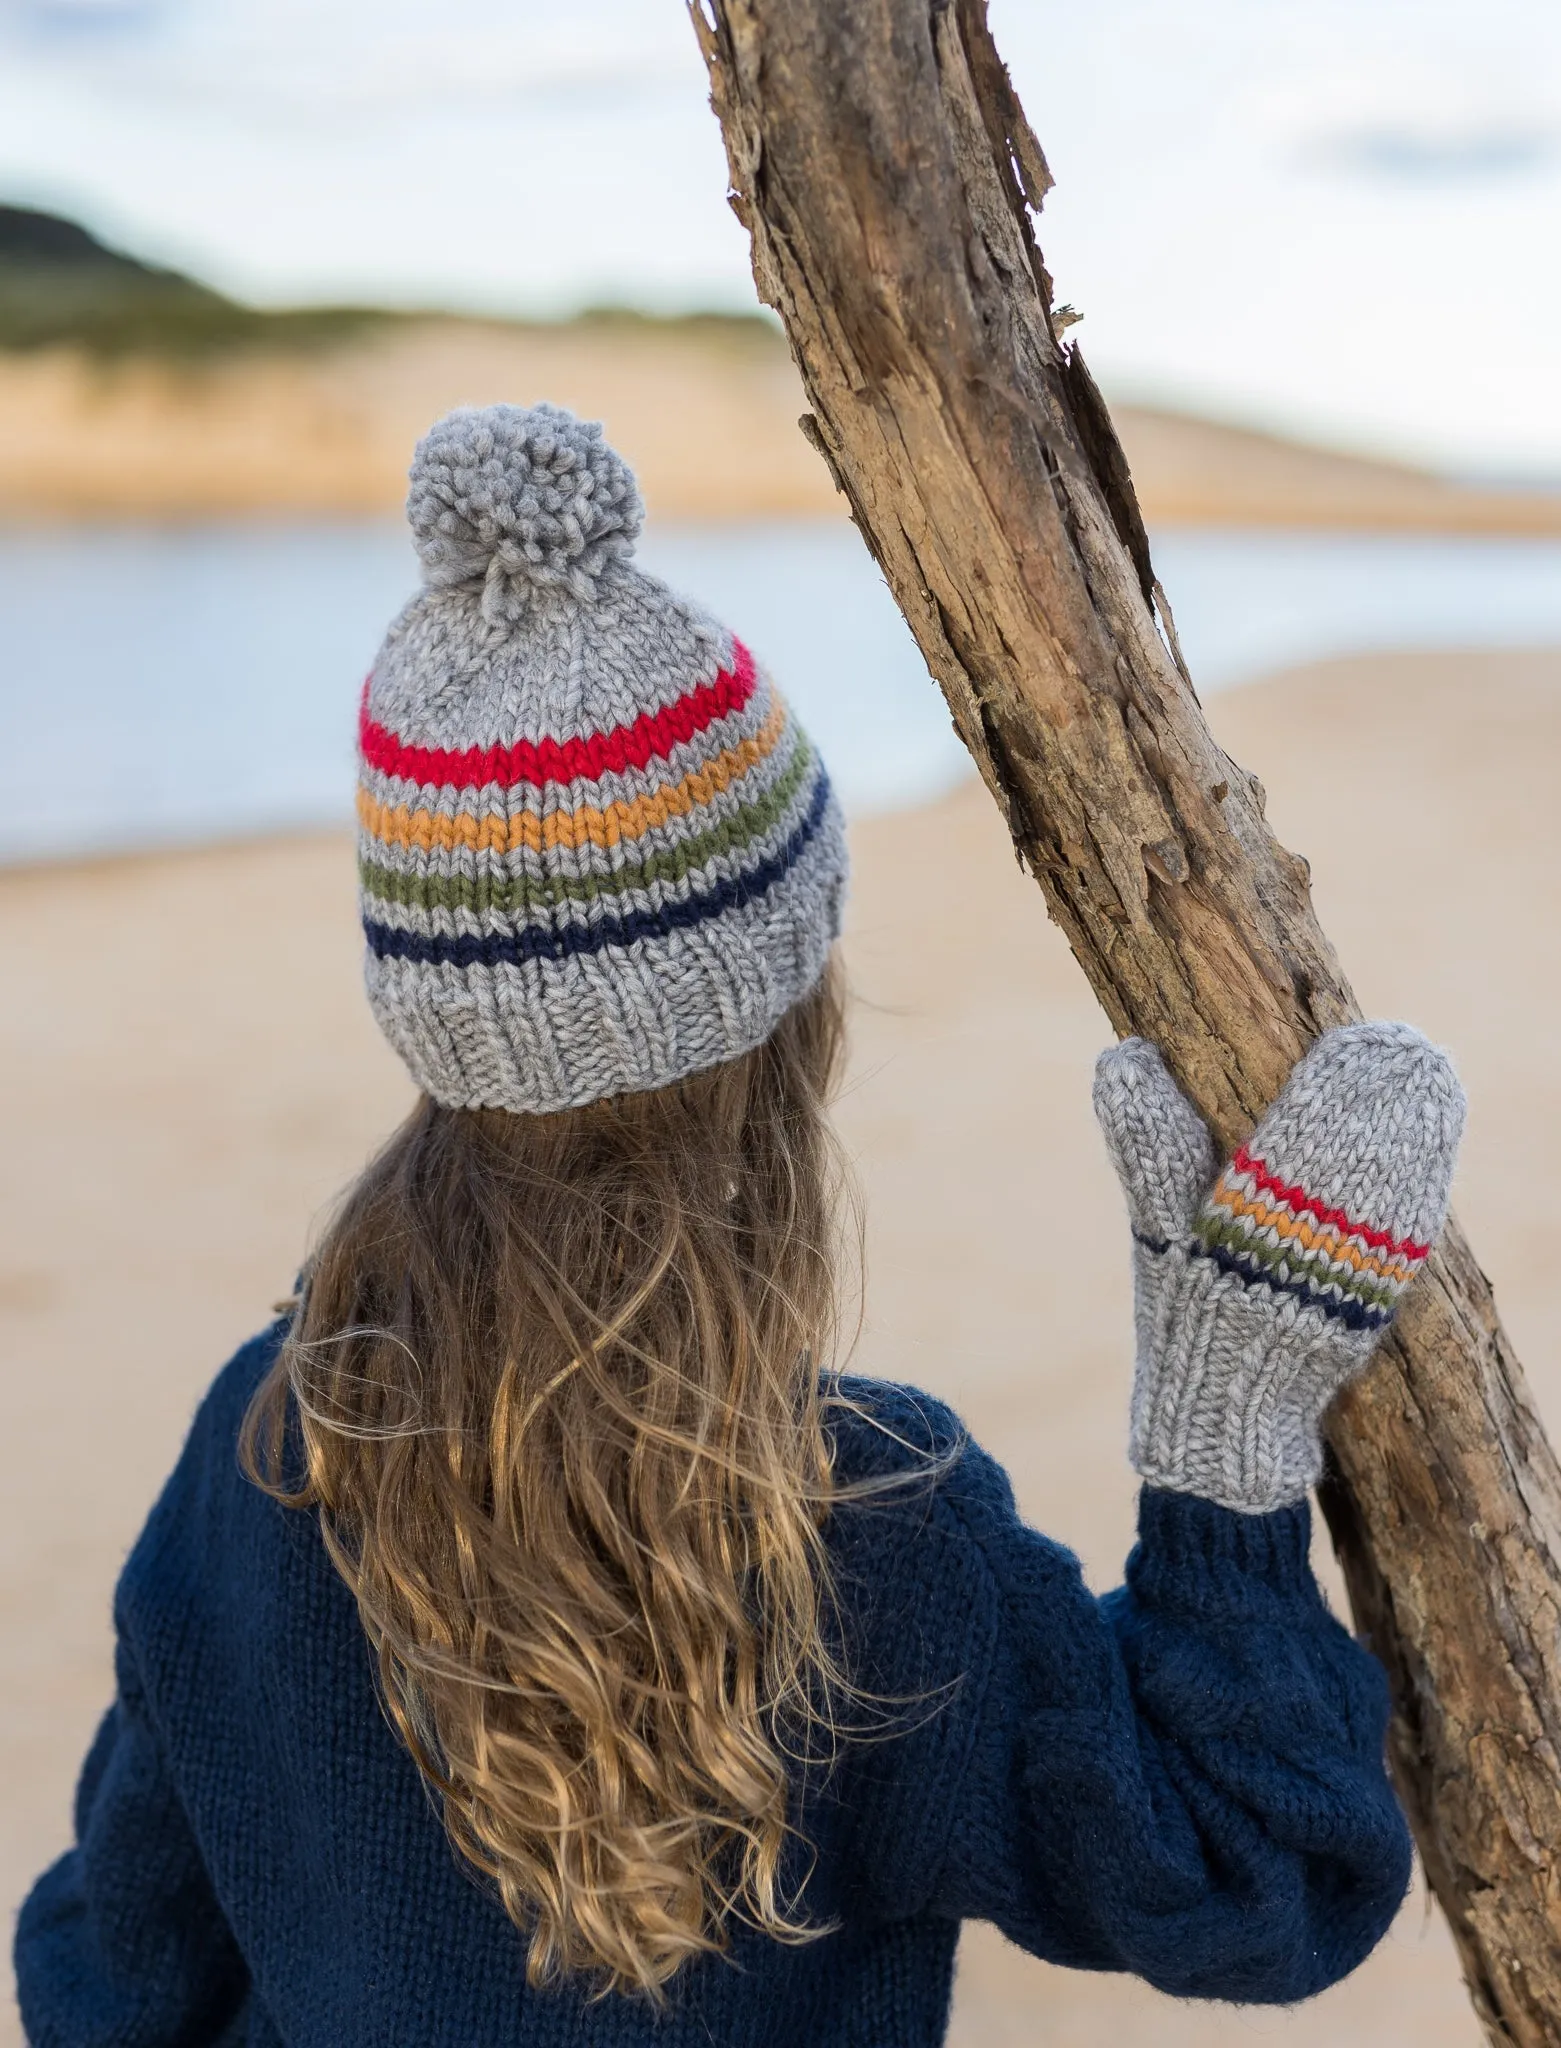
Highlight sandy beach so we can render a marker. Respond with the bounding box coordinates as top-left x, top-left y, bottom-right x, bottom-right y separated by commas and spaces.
4, 315, 1561, 532
6, 642, 1559, 2040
